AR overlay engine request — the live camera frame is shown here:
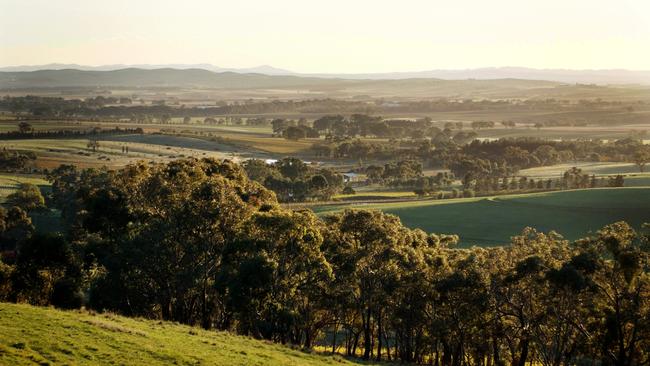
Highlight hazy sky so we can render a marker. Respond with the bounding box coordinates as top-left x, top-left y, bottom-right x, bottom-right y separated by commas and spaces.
1, 0, 649, 72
